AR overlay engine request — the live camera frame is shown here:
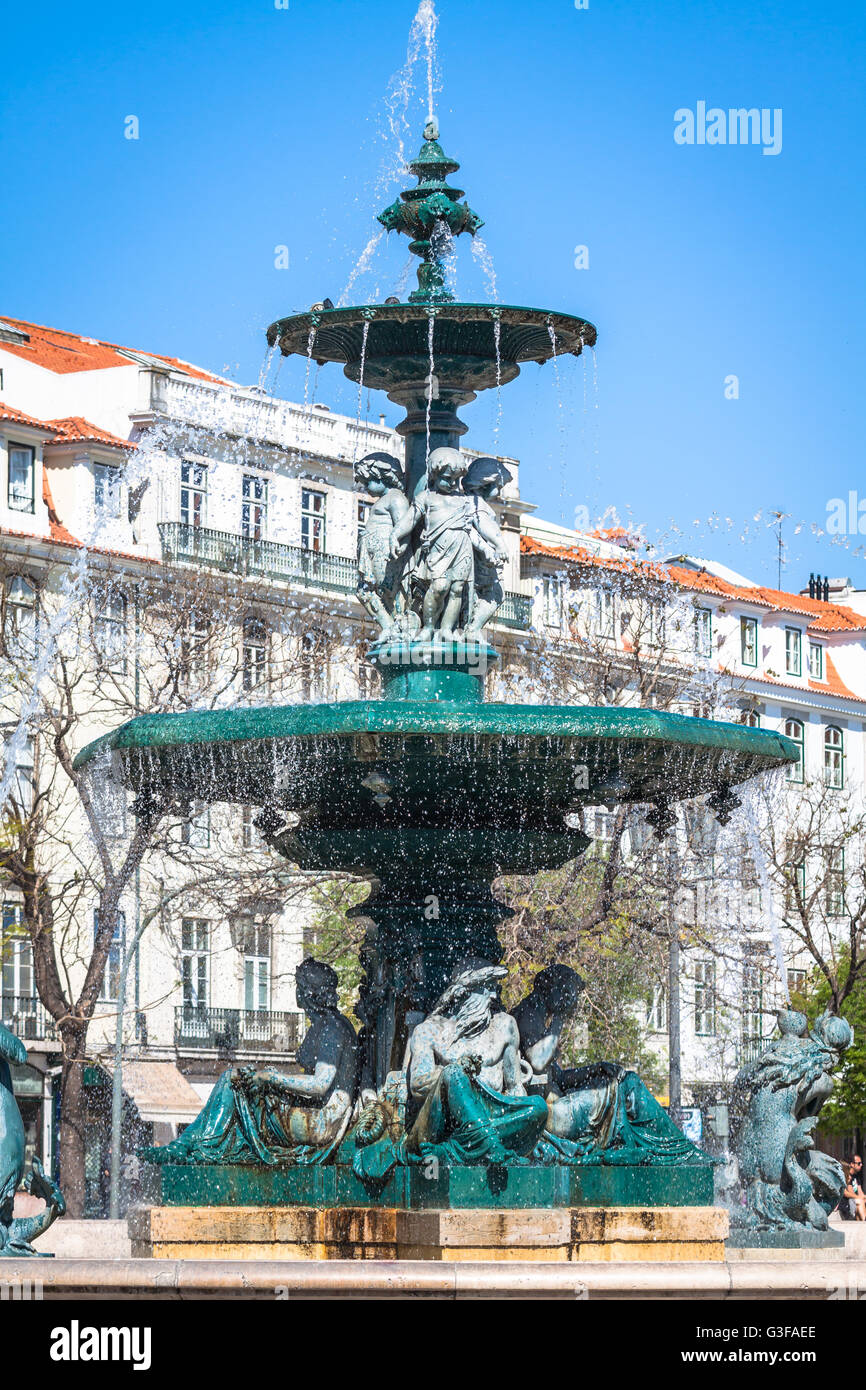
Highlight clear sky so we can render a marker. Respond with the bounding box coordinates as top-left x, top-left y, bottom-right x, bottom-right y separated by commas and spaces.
2, 0, 864, 590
